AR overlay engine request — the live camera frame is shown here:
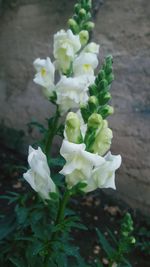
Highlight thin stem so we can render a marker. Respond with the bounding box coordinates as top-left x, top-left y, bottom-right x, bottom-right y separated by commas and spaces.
51, 190, 71, 241
44, 190, 71, 265
45, 106, 60, 159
